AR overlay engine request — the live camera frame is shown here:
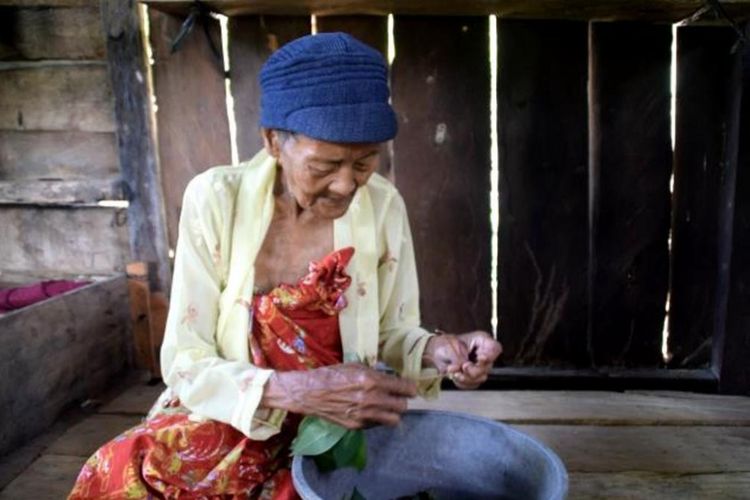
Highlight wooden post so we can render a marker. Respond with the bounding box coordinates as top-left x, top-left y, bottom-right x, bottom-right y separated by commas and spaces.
714, 28, 749, 394
669, 26, 743, 368
101, 0, 171, 292
588, 22, 672, 367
